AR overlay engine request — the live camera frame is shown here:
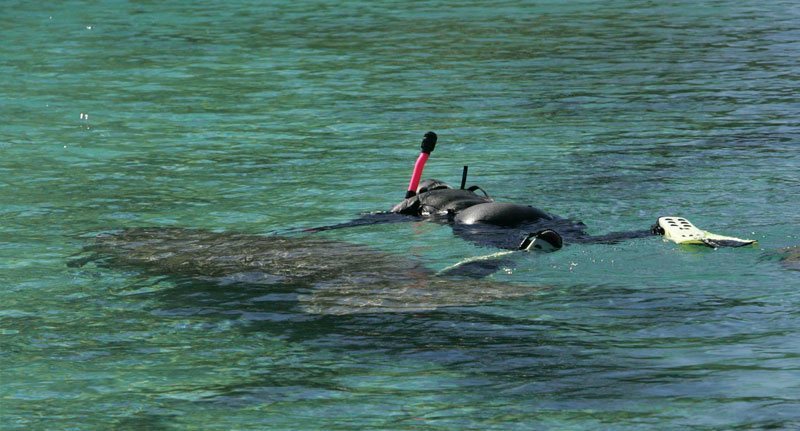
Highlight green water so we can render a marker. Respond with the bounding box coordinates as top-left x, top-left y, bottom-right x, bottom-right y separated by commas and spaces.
2, 0, 799, 429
